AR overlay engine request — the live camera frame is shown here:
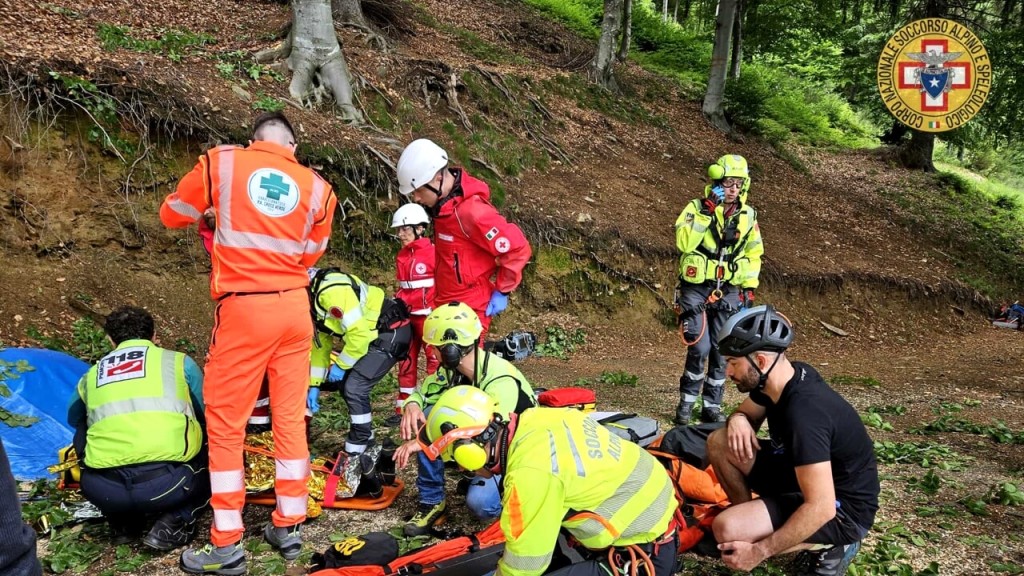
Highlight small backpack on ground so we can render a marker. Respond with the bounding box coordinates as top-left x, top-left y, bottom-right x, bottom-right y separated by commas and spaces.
597, 412, 660, 447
